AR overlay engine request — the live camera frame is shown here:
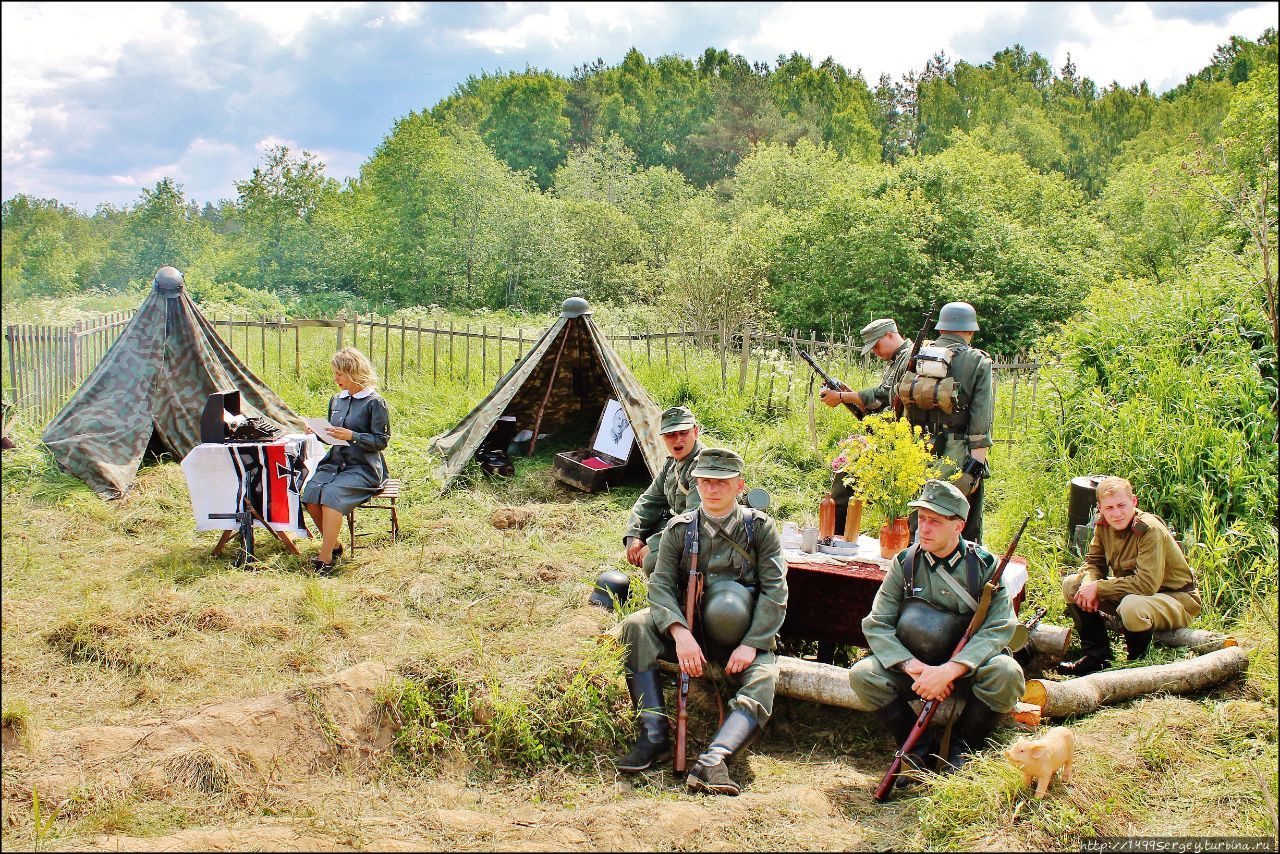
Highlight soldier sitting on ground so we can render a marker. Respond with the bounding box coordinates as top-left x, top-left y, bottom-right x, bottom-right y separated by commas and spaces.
621, 406, 704, 578
613, 448, 788, 796
1058, 476, 1201, 676
849, 479, 1024, 779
